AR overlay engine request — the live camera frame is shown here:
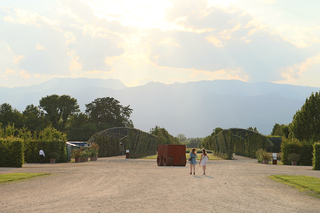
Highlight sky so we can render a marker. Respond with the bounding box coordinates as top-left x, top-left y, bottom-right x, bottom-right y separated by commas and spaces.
1, 0, 320, 88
